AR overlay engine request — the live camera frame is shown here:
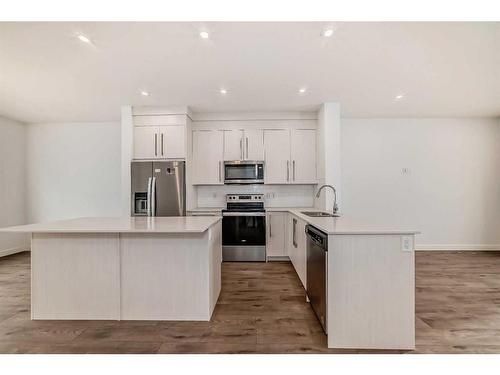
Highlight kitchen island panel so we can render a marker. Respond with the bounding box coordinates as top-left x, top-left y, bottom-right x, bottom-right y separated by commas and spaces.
327, 234, 415, 349
31, 233, 120, 320
120, 221, 222, 321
